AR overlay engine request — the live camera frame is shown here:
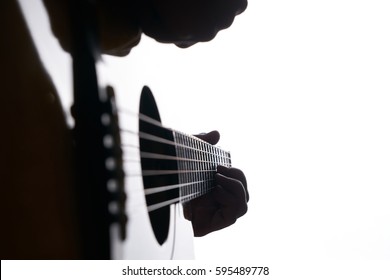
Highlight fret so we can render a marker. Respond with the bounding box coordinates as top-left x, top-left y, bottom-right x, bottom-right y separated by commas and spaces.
189, 136, 196, 200
176, 133, 184, 198
196, 138, 201, 199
